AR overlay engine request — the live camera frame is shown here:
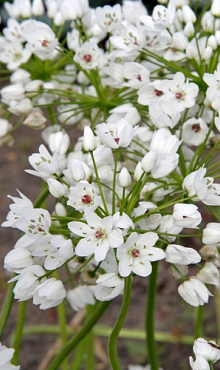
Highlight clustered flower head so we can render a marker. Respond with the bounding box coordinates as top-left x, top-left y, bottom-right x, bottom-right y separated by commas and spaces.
2, 0, 220, 368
